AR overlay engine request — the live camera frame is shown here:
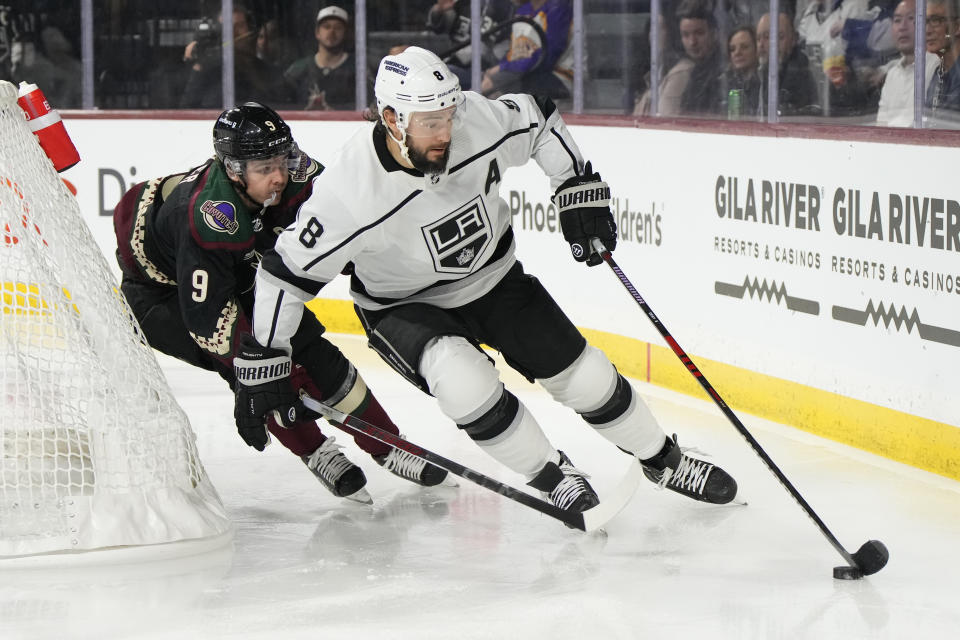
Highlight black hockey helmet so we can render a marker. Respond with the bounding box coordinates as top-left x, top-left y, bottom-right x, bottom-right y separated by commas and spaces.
212, 102, 295, 170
